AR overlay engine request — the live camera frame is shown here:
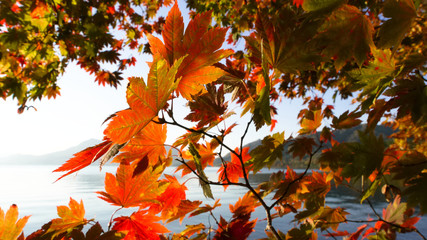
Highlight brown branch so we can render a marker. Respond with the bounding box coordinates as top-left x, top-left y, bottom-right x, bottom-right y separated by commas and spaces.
165, 113, 284, 239
175, 158, 246, 188
269, 141, 324, 210
366, 199, 427, 240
